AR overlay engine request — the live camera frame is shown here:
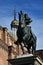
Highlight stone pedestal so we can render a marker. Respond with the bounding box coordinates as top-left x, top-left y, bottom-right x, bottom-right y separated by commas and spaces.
8, 54, 36, 65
